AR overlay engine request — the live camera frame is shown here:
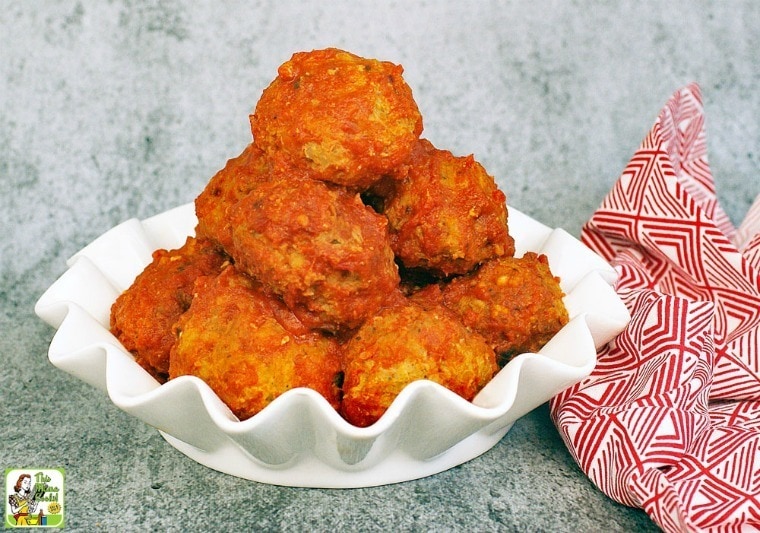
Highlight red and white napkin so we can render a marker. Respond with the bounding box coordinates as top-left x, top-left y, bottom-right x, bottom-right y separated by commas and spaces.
550, 84, 760, 532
